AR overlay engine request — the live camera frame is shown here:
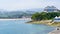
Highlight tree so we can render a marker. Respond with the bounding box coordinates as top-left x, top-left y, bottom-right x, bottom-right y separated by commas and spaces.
31, 12, 60, 21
